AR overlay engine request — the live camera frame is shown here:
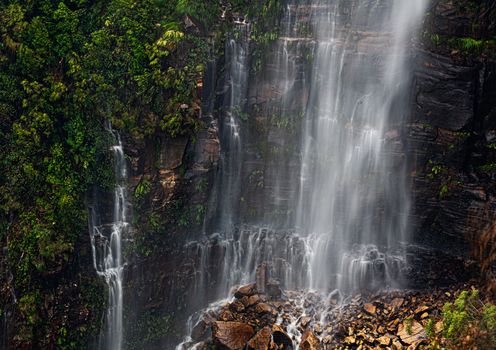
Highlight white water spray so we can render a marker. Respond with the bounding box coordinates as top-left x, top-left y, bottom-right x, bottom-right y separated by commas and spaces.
89, 125, 128, 350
